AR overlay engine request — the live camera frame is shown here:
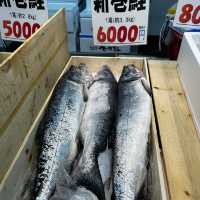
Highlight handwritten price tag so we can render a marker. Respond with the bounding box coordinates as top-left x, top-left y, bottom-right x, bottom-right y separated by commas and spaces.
174, 0, 200, 28
91, 0, 150, 46
97, 25, 138, 43
3, 20, 40, 40
0, 0, 48, 41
